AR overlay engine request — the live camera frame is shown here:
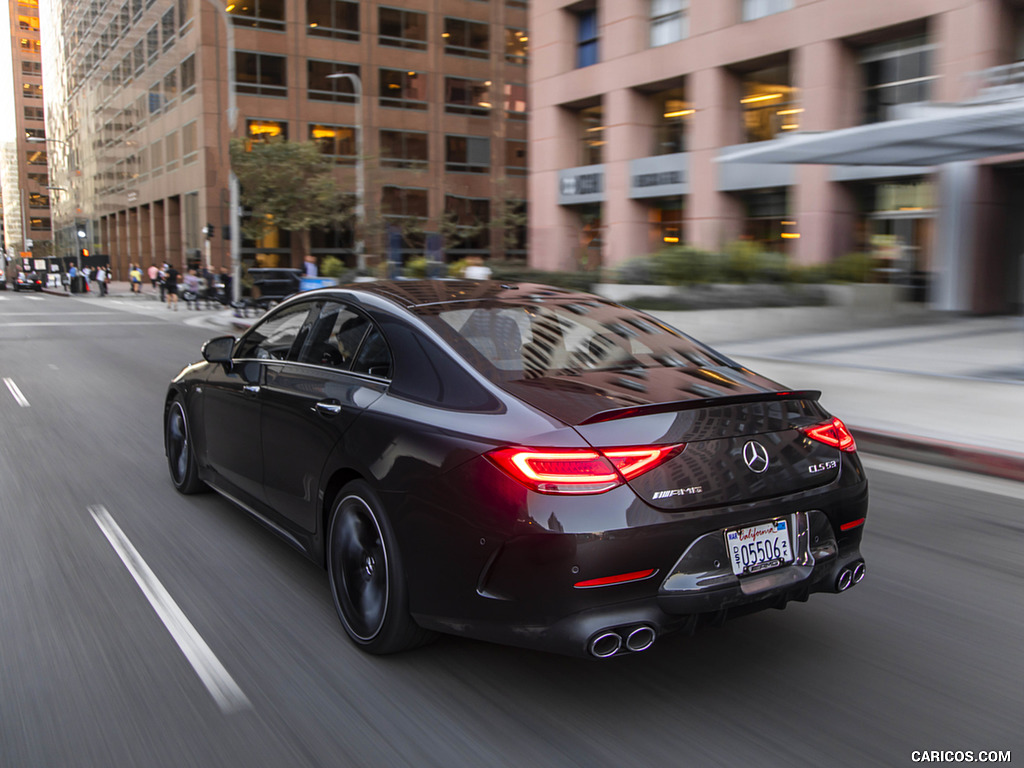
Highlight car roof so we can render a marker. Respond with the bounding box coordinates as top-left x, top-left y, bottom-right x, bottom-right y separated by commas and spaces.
336, 279, 599, 311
